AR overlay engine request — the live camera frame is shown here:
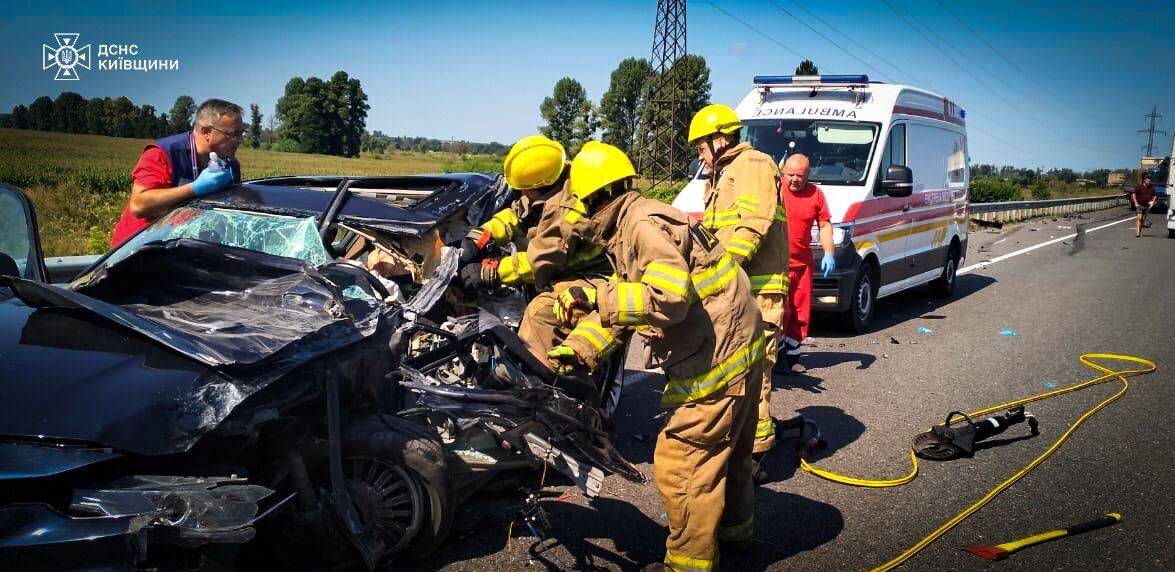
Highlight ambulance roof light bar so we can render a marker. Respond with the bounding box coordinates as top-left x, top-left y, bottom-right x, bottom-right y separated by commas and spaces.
752, 75, 870, 88
754, 75, 871, 104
